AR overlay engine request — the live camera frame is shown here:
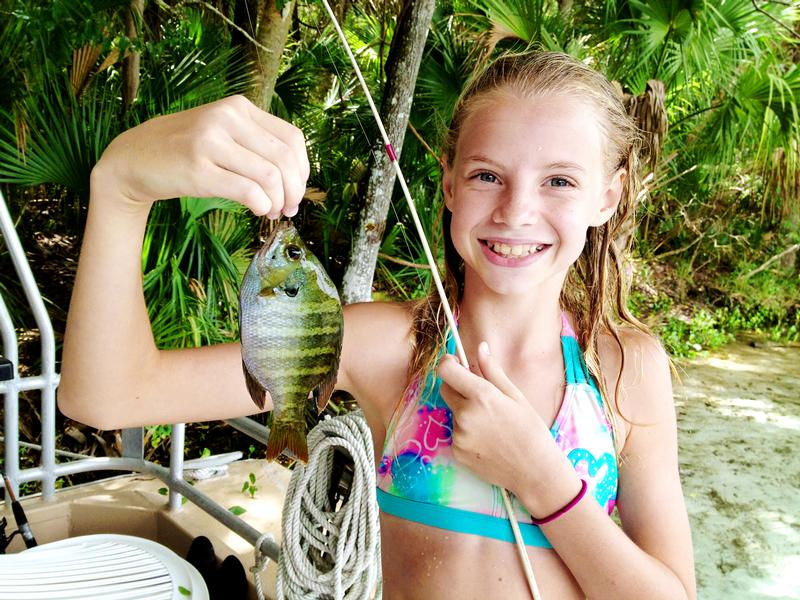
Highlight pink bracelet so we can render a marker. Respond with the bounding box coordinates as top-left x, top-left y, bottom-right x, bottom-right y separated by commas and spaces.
530, 479, 587, 525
